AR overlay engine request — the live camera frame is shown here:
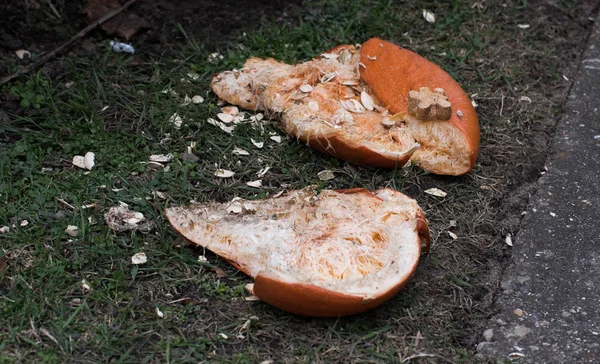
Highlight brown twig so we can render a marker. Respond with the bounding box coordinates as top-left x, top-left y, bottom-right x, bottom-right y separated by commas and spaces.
44, 0, 62, 20
0, 0, 139, 87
